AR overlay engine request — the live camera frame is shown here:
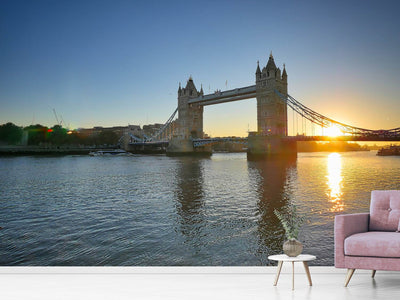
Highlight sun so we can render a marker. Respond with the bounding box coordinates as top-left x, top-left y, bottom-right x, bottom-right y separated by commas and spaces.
325, 125, 343, 137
